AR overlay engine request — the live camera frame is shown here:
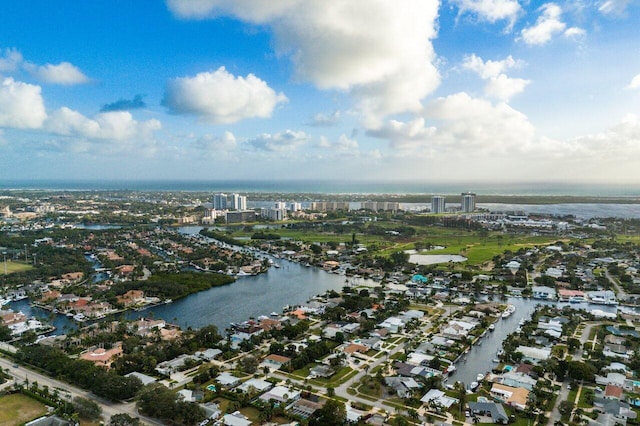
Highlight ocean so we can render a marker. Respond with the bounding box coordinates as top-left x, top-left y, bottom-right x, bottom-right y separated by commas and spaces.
1, 179, 640, 196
